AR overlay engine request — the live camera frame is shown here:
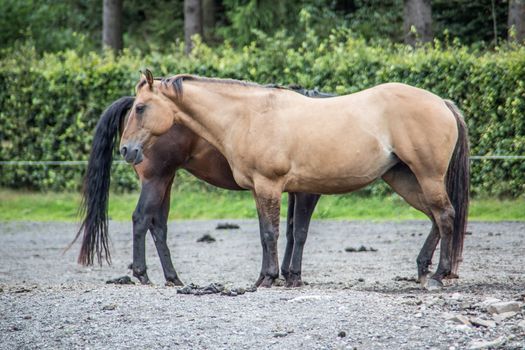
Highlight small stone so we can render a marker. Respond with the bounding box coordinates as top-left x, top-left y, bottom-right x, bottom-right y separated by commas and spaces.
393, 276, 418, 283
106, 276, 134, 285
273, 331, 288, 338
338, 331, 346, 338
446, 314, 471, 326
102, 304, 117, 311
460, 302, 473, 310
513, 292, 525, 302
486, 301, 520, 314
196, 234, 216, 243
453, 324, 472, 333
467, 336, 506, 350
479, 297, 501, 308
215, 223, 240, 230
23, 315, 32, 320
493, 311, 517, 322
177, 285, 195, 295
414, 312, 423, 318
469, 318, 496, 328
288, 295, 327, 303
344, 246, 377, 252
357, 278, 365, 282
